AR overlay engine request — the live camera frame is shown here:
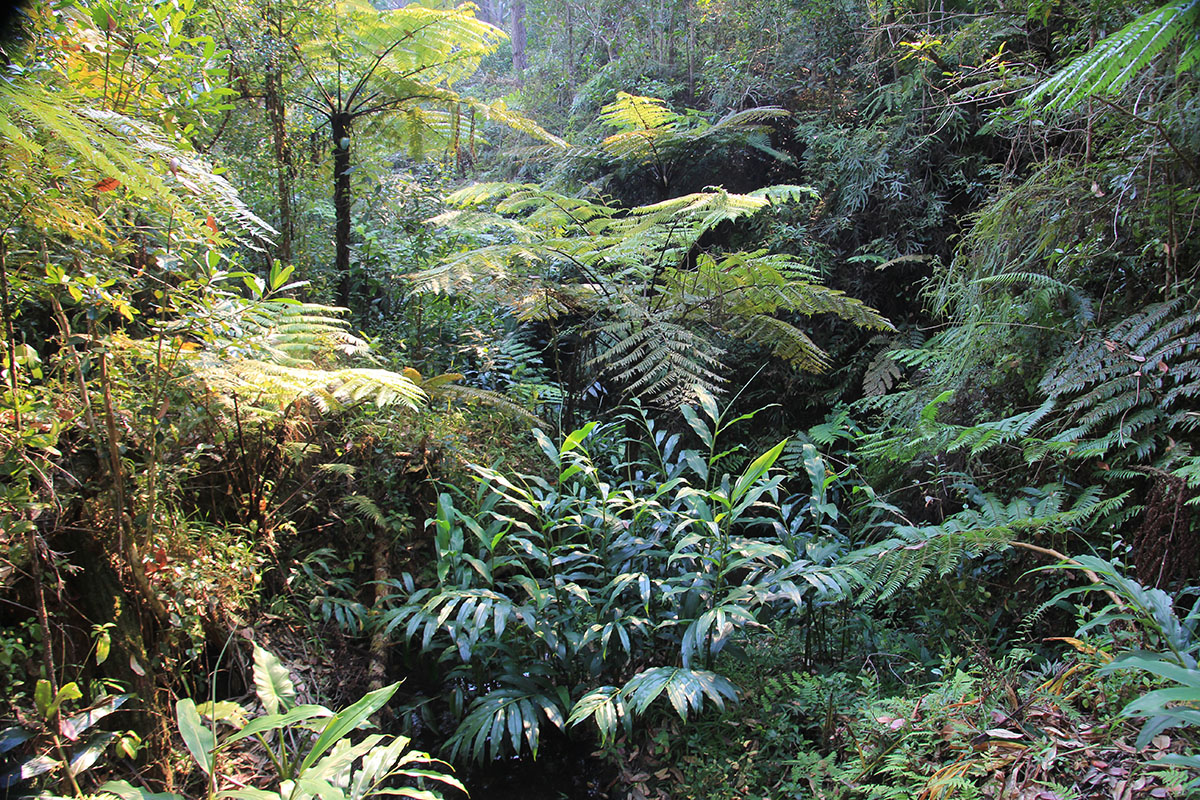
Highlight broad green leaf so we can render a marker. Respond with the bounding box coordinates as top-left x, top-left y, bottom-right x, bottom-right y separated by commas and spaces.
560, 421, 598, 454
176, 699, 215, 775
218, 790, 282, 800
99, 779, 187, 800
196, 700, 250, 729
0, 727, 33, 756
694, 387, 720, 422
61, 694, 130, 740
532, 428, 559, 466
221, 705, 334, 746
95, 630, 111, 665
297, 684, 399, 775
253, 644, 296, 716
68, 731, 118, 776
680, 404, 714, 448
34, 680, 52, 719
294, 777, 346, 800
731, 440, 786, 505
1101, 655, 1200, 688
